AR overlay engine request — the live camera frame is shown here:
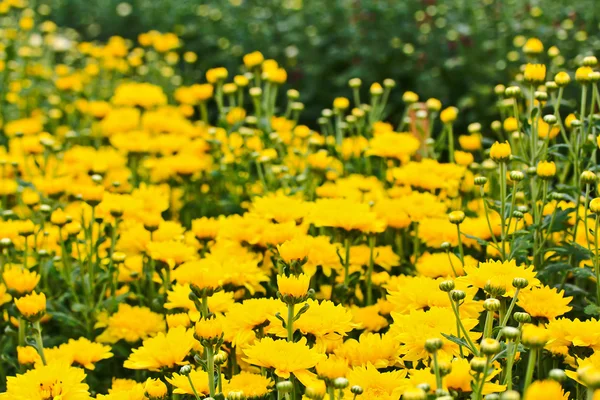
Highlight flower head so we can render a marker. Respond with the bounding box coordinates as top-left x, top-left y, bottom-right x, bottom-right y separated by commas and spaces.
490, 141, 511, 162
243, 337, 325, 379
15, 291, 46, 321
277, 274, 310, 303
4, 362, 90, 400
124, 326, 196, 371
518, 286, 572, 320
